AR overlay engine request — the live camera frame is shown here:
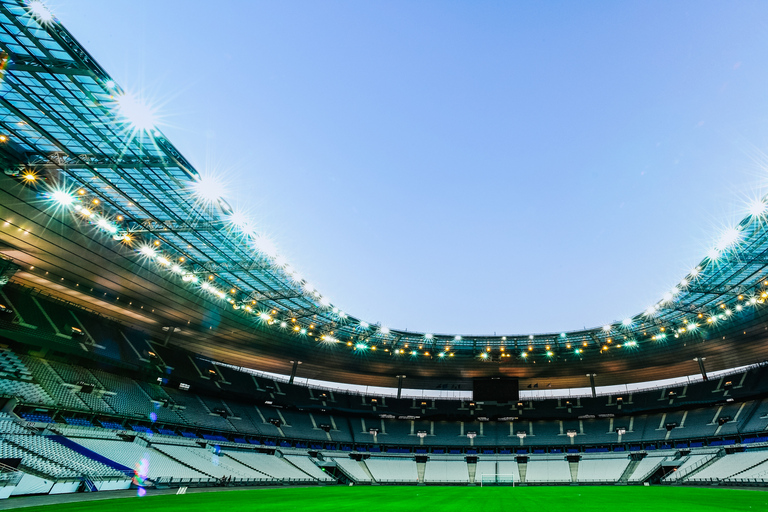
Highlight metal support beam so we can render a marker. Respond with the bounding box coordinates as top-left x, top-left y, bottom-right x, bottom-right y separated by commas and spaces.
396, 375, 406, 400
587, 373, 597, 398
694, 357, 708, 381
288, 360, 301, 384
